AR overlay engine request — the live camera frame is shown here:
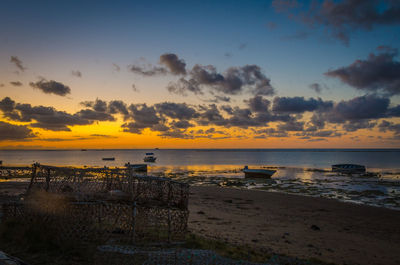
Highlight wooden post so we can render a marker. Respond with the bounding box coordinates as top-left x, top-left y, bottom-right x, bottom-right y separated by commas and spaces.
45, 167, 51, 192
27, 163, 37, 194
132, 201, 137, 243
168, 207, 171, 244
